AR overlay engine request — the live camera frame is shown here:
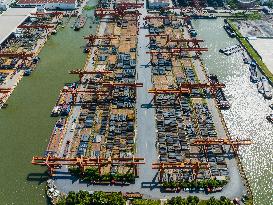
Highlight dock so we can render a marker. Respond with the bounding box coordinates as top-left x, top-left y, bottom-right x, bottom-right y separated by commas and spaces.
27, 0, 253, 202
